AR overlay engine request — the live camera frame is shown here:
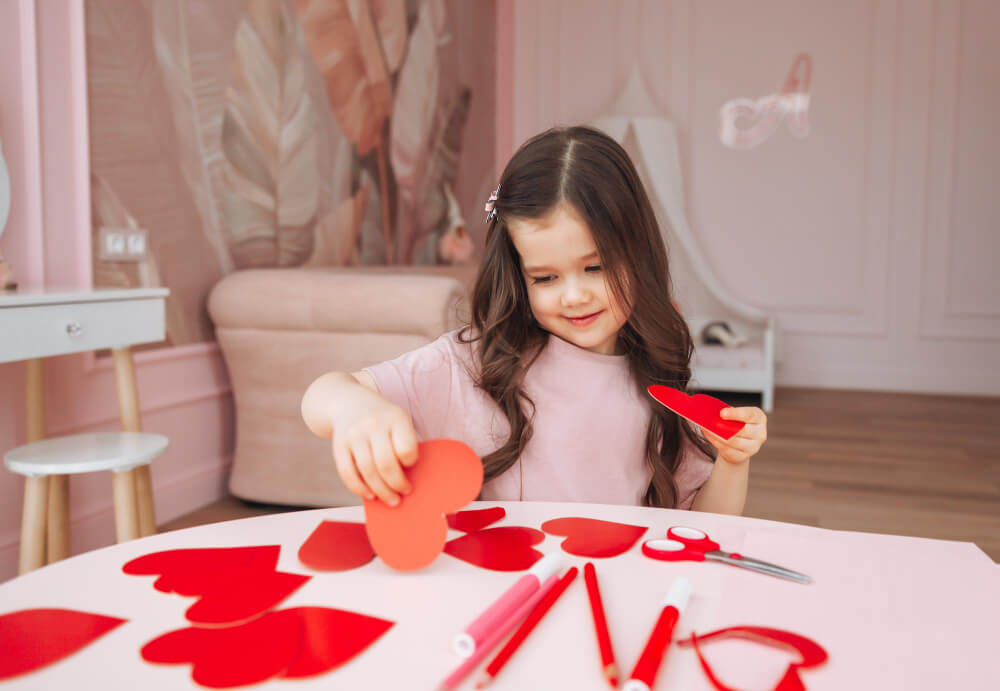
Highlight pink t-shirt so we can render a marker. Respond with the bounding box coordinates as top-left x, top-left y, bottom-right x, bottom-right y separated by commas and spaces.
365, 330, 714, 508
